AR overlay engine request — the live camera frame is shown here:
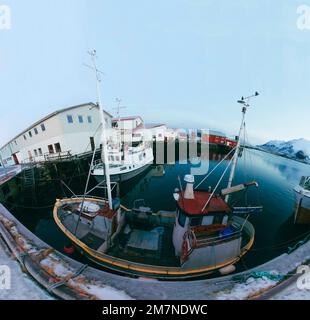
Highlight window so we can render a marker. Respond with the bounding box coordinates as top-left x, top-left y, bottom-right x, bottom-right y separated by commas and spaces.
177, 210, 187, 228
34, 128, 38, 135
87, 116, 92, 123
213, 214, 224, 225
28, 131, 32, 138
67, 115, 73, 123
48, 144, 54, 154
54, 143, 61, 153
38, 148, 43, 156
78, 115, 84, 123
34, 149, 38, 156
23, 135, 27, 140
190, 216, 203, 227
41, 123, 46, 131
